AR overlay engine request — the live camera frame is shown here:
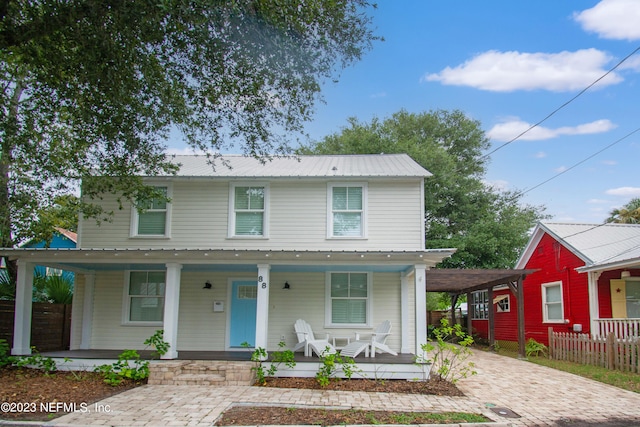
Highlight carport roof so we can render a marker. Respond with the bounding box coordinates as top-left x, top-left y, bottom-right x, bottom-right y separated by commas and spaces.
425, 268, 537, 294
